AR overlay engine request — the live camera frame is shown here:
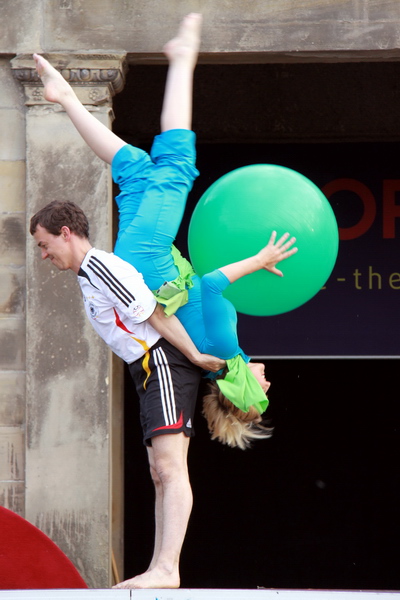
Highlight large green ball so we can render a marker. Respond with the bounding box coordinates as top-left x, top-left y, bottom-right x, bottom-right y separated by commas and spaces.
188, 164, 339, 316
